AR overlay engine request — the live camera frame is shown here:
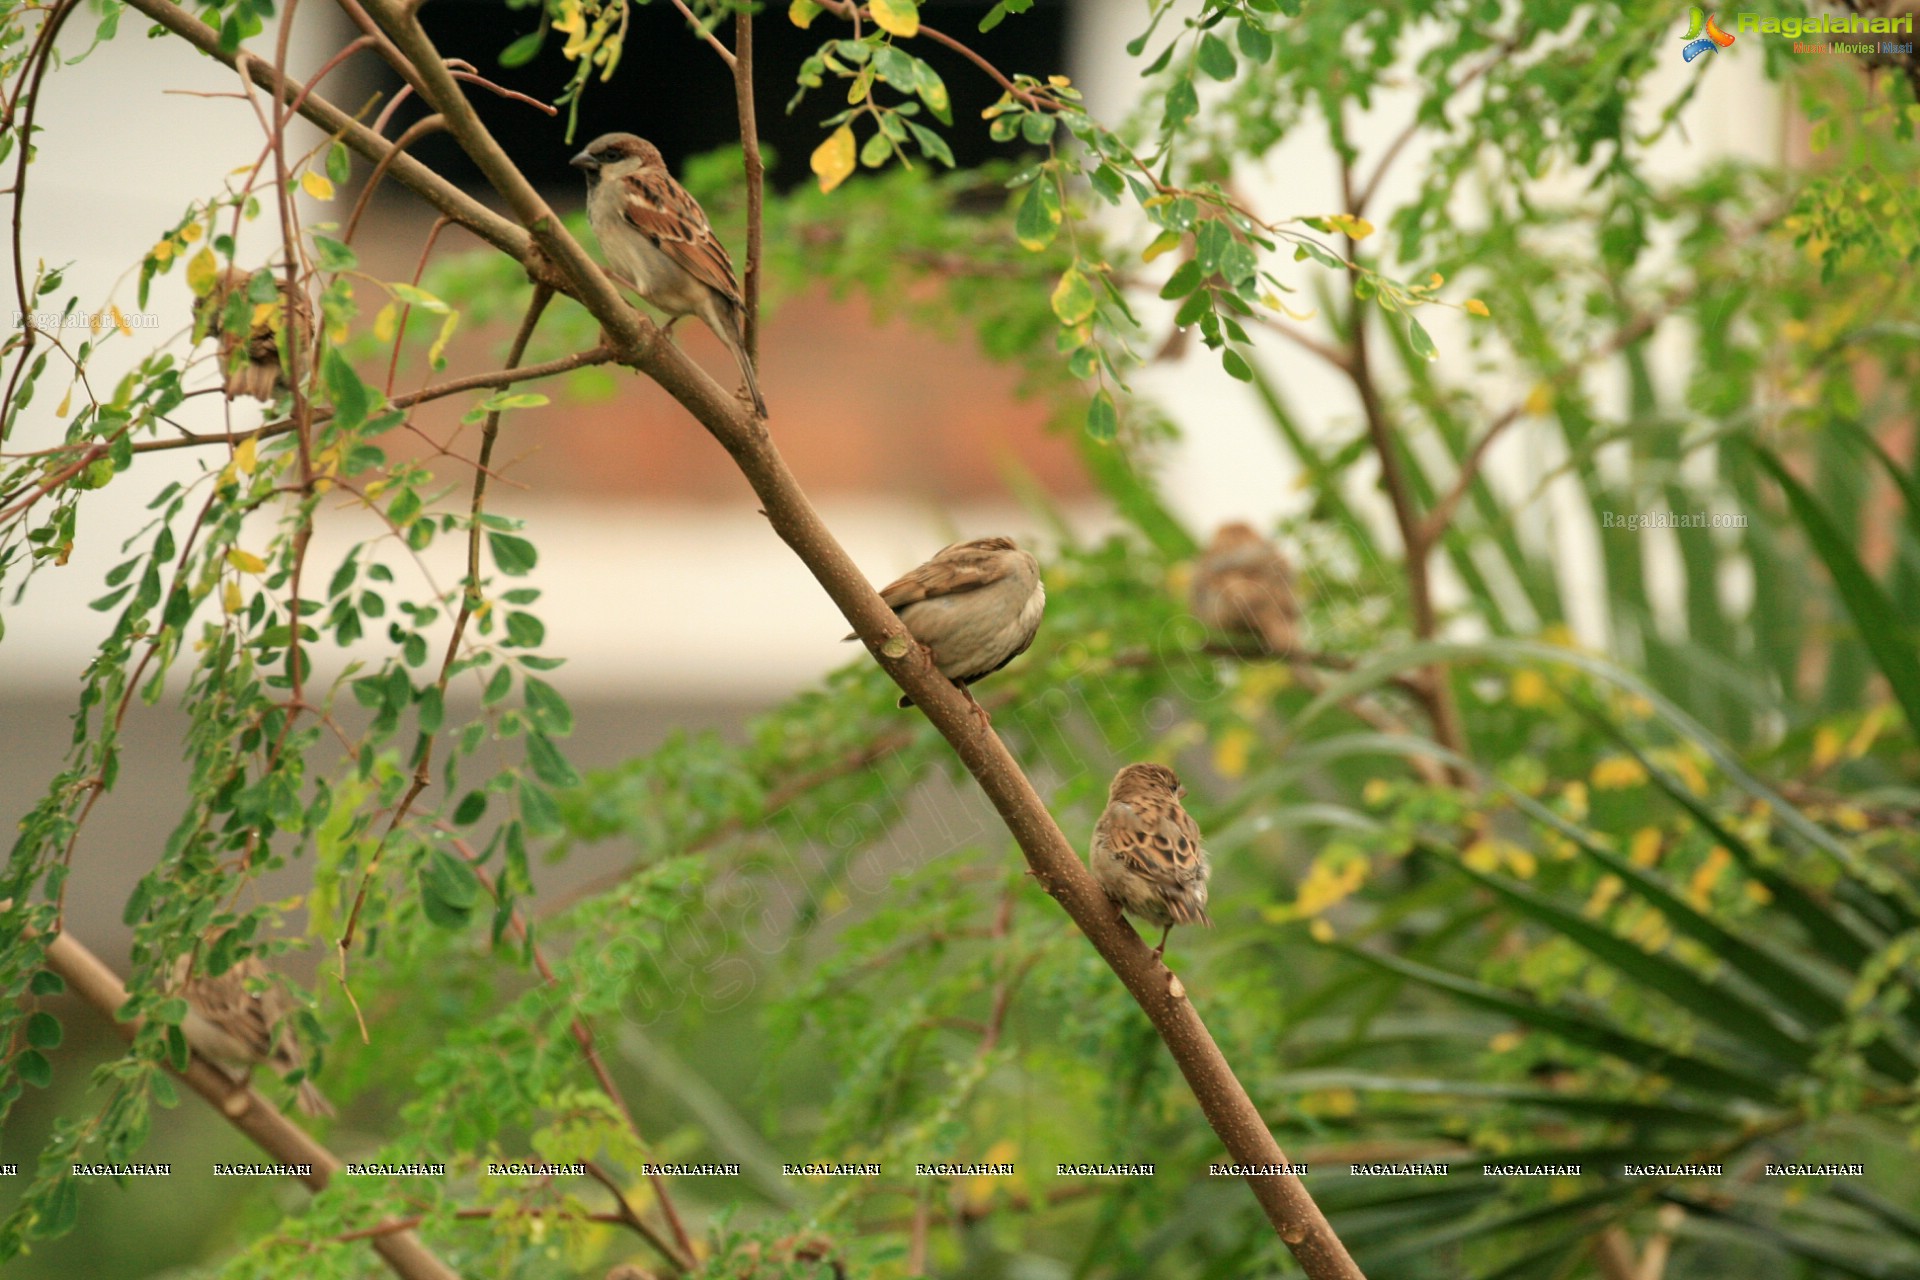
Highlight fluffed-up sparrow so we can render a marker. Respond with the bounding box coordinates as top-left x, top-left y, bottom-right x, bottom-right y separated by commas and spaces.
1090, 763, 1212, 960
172, 946, 333, 1118
1190, 521, 1299, 655
571, 132, 766, 417
848, 536, 1045, 718
196, 267, 311, 403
